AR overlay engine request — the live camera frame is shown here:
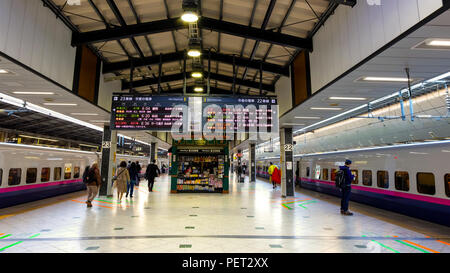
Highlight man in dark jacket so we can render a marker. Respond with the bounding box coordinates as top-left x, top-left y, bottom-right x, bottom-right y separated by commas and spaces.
145, 160, 160, 192
340, 159, 355, 216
